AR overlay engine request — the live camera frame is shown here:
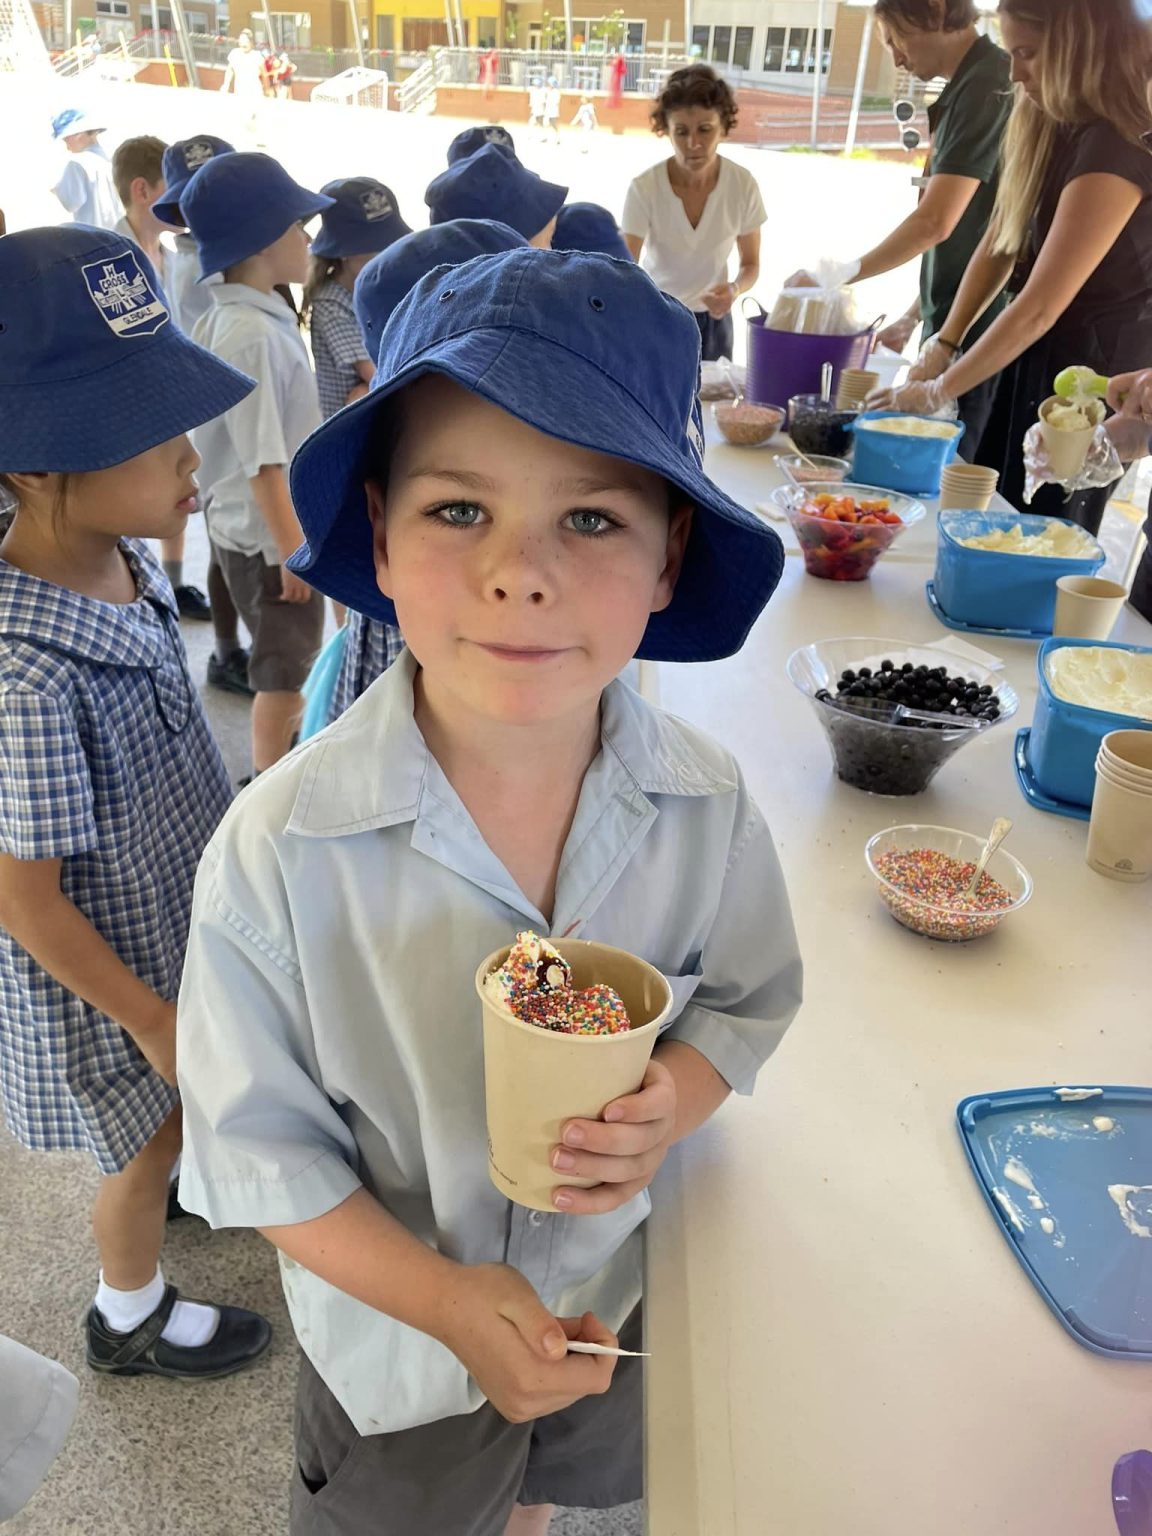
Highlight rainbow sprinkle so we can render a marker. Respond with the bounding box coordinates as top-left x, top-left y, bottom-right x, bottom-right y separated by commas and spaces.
875, 848, 1014, 942
485, 932, 632, 1035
